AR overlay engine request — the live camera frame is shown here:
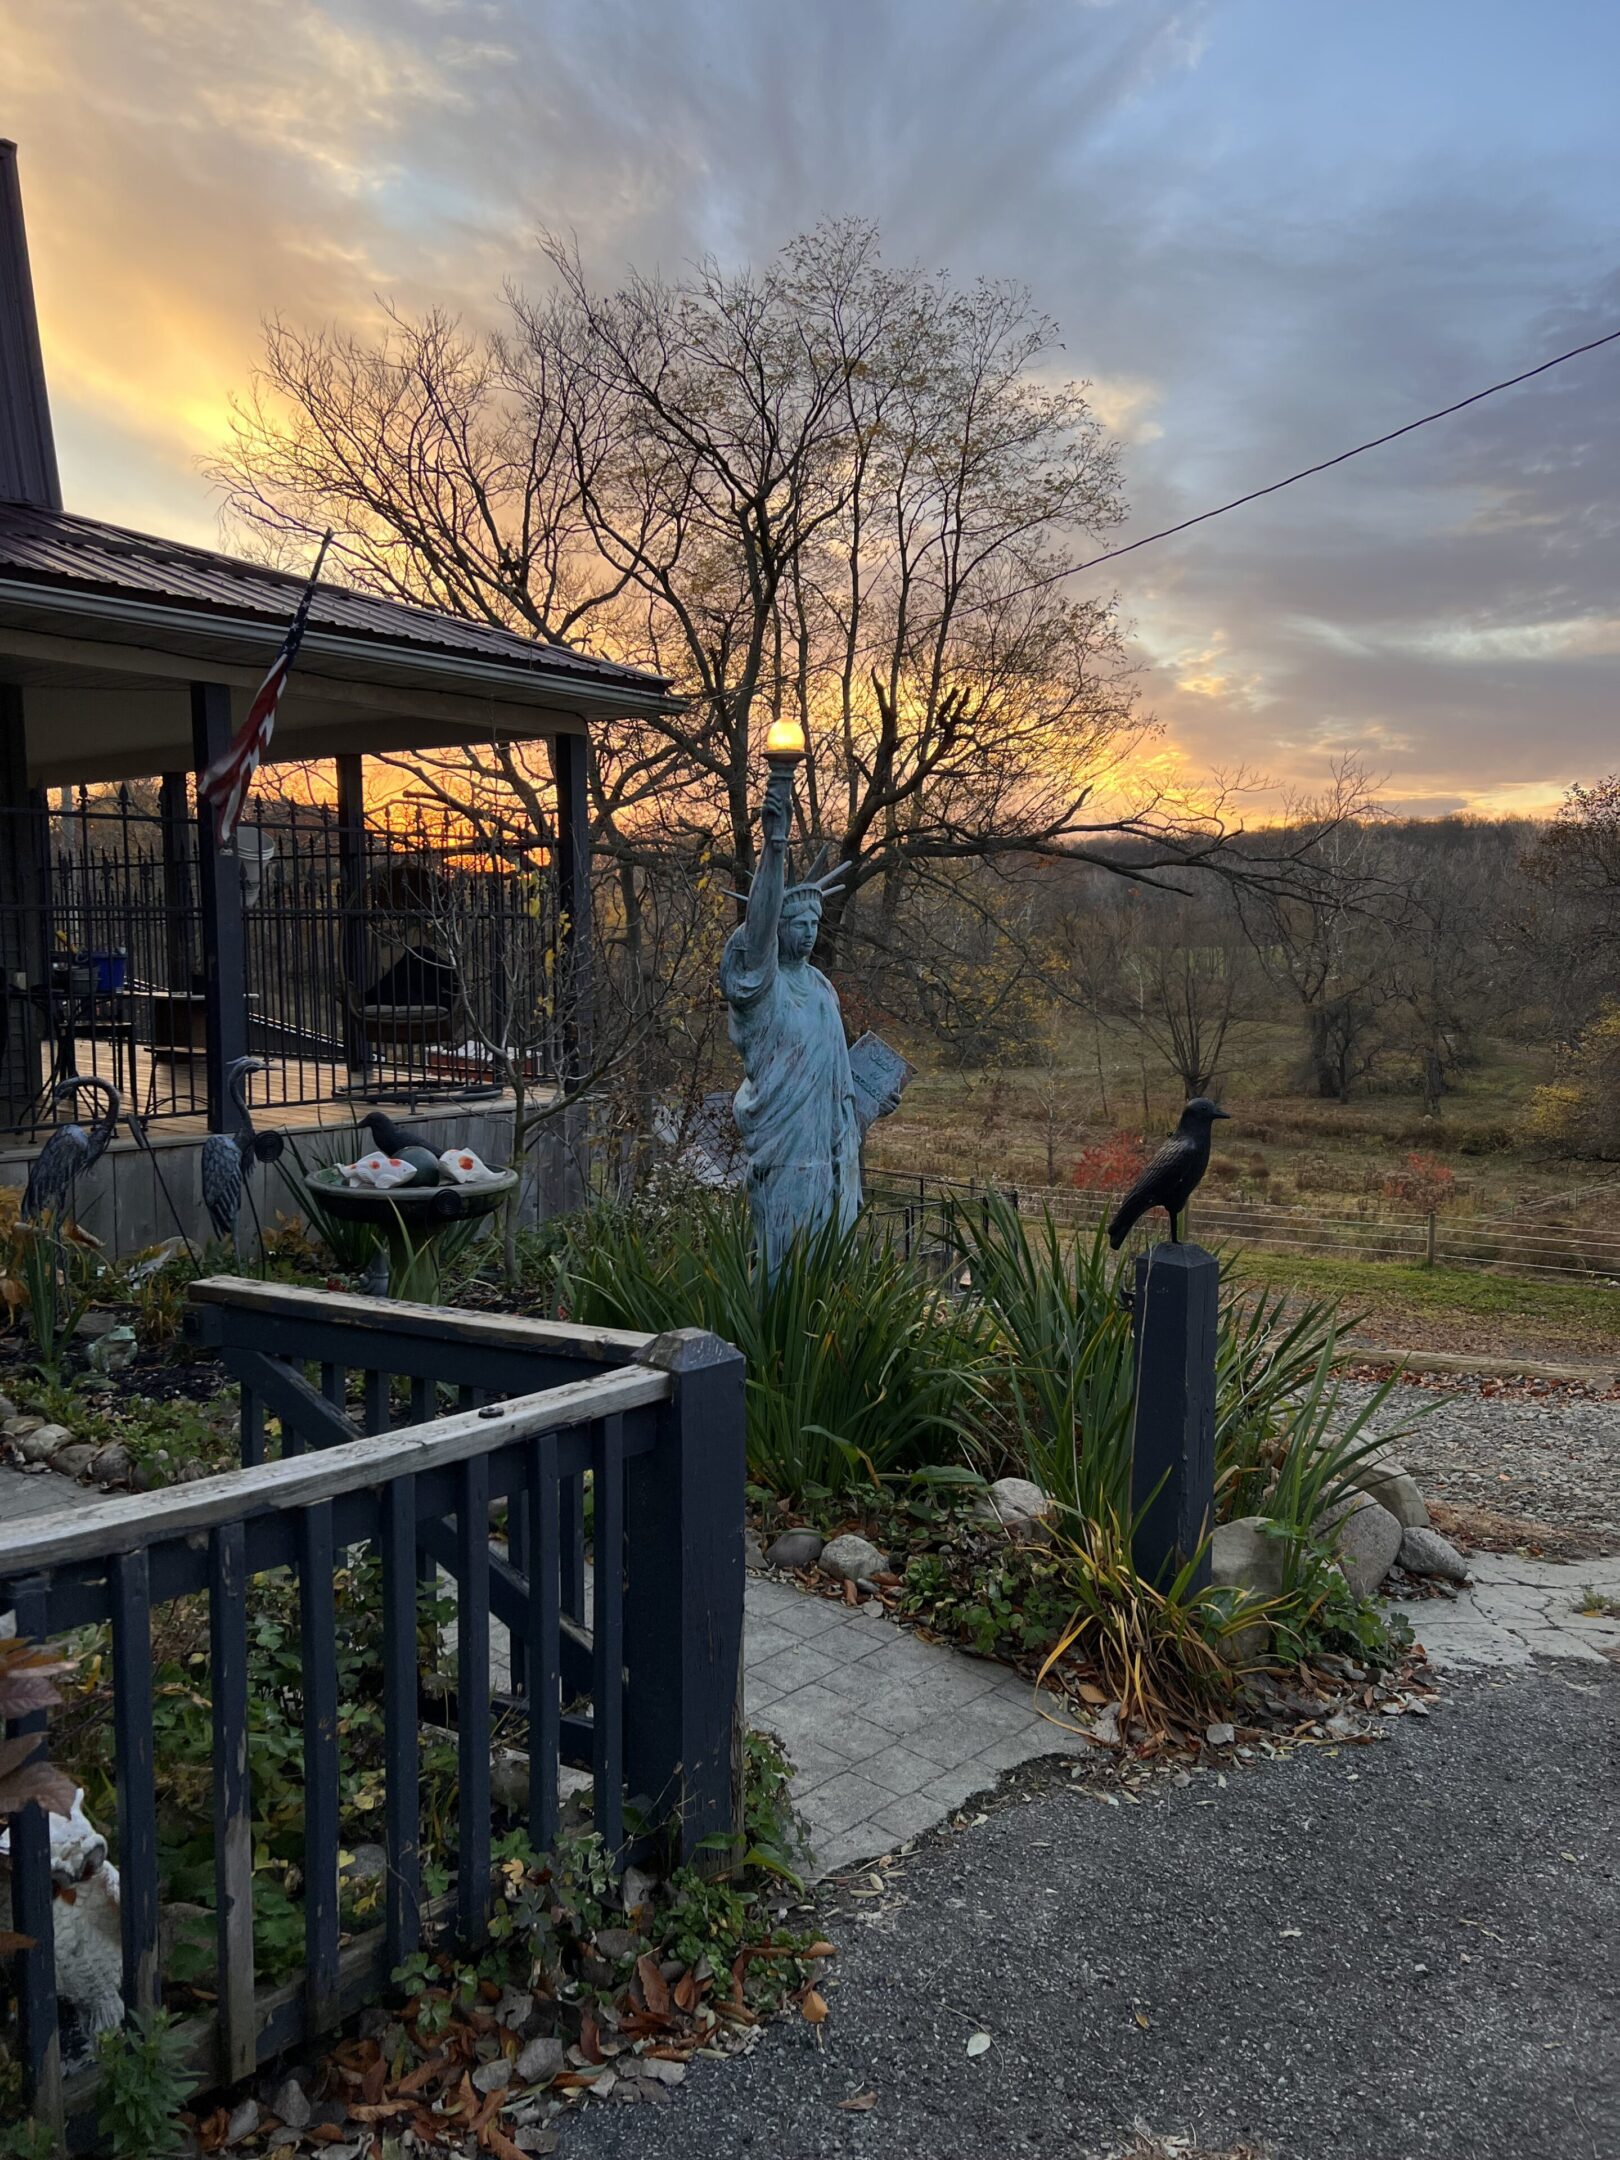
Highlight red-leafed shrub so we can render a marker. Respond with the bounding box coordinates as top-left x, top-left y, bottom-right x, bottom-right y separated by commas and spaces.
1071, 1131, 1150, 1192
1381, 1151, 1457, 1213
